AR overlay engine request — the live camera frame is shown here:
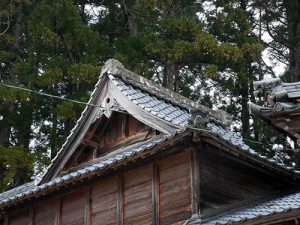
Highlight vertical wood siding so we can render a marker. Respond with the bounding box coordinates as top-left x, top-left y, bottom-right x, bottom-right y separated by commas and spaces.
61, 189, 85, 225
34, 199, 57, 225
97, 113, 146, 148
158, 152, 192, 225
158, 153, 192, 225
8, 211, 28, 225
6, 152, 192, 225
123, 165, 153, 225
91, 176, 118, 225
